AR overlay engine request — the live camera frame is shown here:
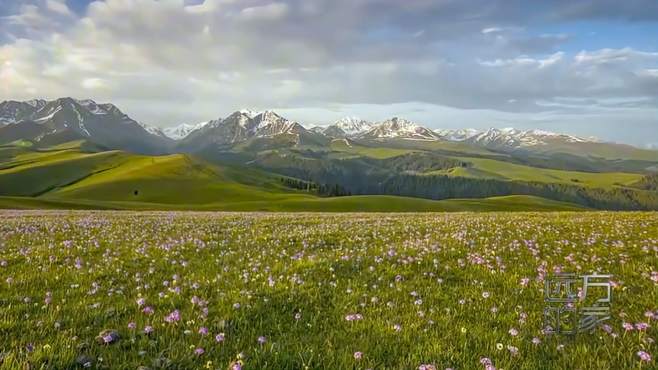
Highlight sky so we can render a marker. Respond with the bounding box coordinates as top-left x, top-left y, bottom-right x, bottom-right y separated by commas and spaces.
0, 0, 657, 147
